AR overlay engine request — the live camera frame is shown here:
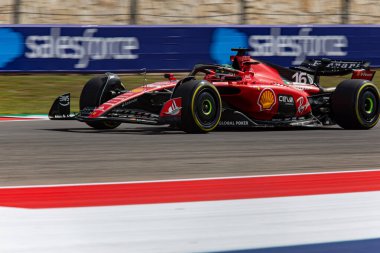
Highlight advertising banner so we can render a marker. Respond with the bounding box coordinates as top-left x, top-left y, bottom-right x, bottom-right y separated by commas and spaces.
0, 25, 378, 72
